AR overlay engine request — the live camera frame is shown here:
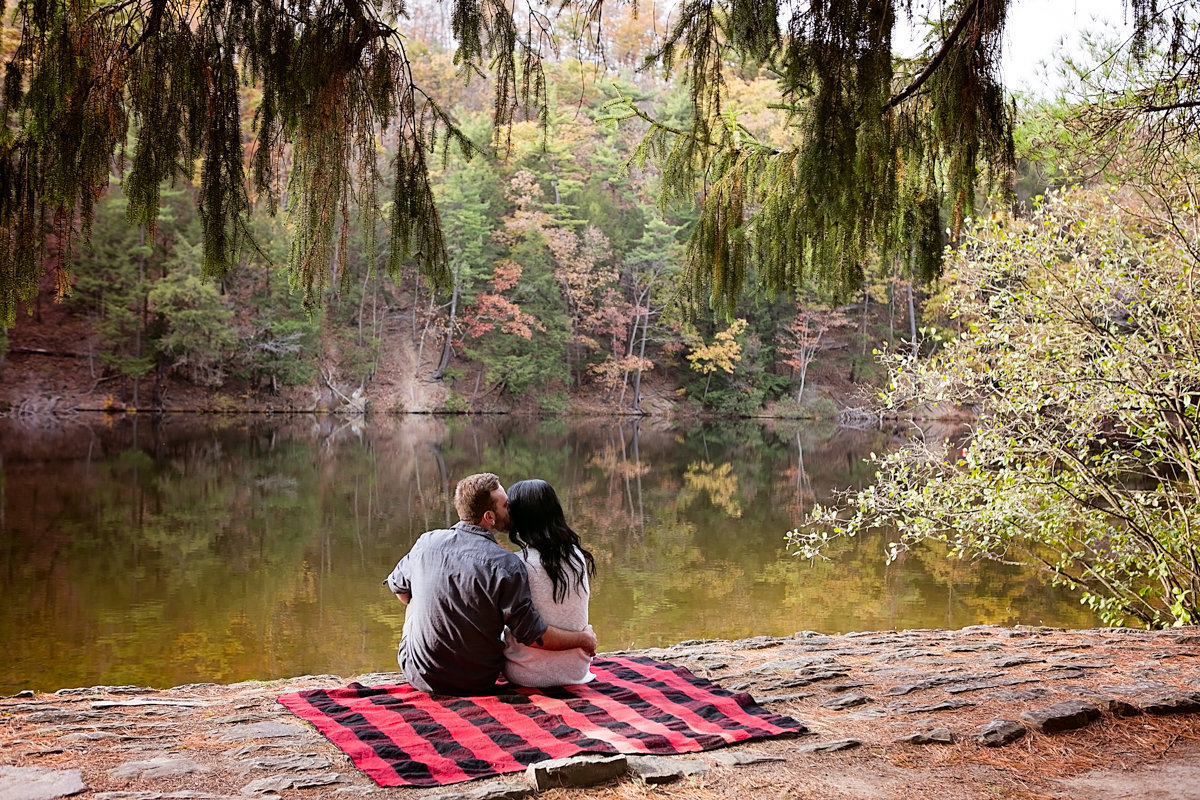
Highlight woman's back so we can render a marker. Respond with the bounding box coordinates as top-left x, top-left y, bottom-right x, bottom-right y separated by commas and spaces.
503, 546, 594, 686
